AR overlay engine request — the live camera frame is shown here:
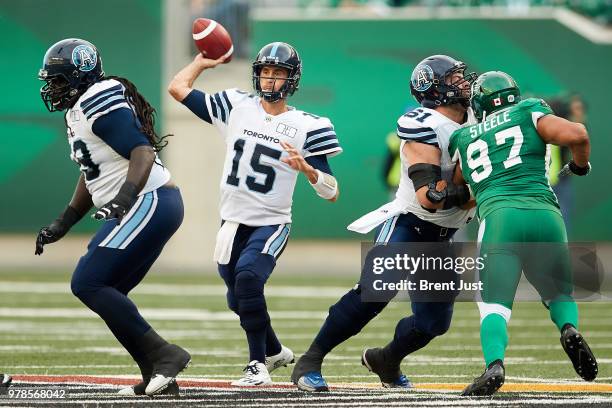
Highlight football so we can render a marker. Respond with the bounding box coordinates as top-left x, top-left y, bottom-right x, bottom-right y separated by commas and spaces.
192, 18, 233, 62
